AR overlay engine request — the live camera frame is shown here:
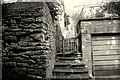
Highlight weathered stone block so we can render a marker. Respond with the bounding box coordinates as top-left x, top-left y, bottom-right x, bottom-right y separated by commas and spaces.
2, 57, 9, 62
36, 60, 46, 65
18, 42, 28, 47
2, 26, 10, 31
27, 60, 36, 64
9, 24, 18, 29
4, 36, 17, 42
36, 46, 50, 50
2, 52, 7, 57
10, 28, 22, 32
23, 29, 34, 33
9, 43, 24, 52
21, 54, 29, 60
5, 62, 17, 67
17, 63, 28, 67
24, 51, 34, 56
18, 68, 27, 72
11, 53, 19, 57
34, 50, 47, 55
35, 17, 46, 22
33, 29, 47, 34
30, 55, 39, 60
30, 33, 45, 41
3, 32, 14, 36
14, 57, 23, 61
